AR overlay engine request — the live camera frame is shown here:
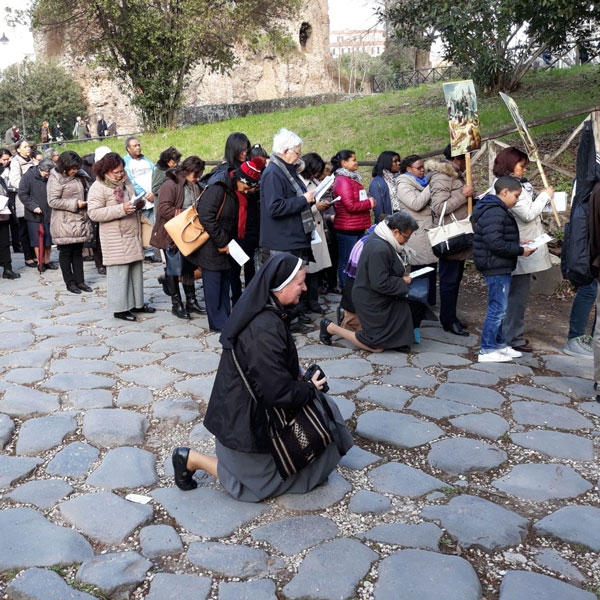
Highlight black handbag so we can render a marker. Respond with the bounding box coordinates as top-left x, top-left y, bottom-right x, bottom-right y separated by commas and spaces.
164, 243, 184, 276
231, 349, 334, 480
